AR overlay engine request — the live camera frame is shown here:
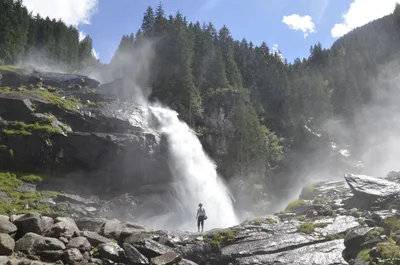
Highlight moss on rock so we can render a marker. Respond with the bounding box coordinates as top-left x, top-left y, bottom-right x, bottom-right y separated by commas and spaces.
285, 199, 308, 211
